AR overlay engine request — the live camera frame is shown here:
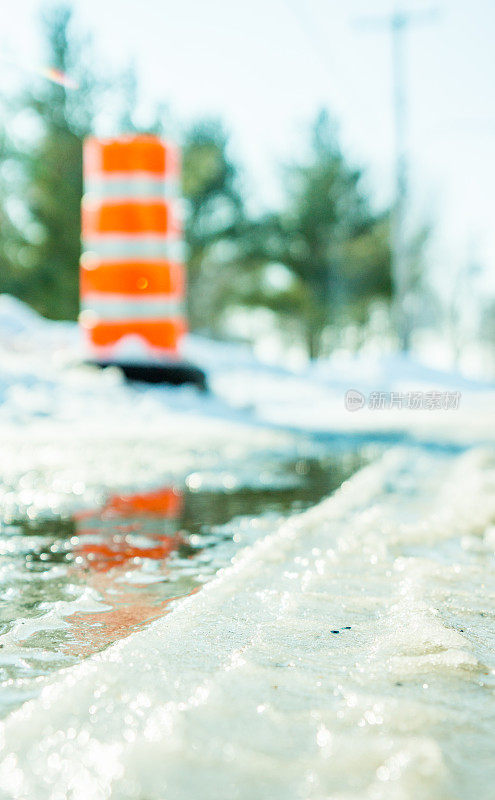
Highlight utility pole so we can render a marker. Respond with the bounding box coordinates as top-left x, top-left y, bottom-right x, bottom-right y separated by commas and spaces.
355, 5, 439, 351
